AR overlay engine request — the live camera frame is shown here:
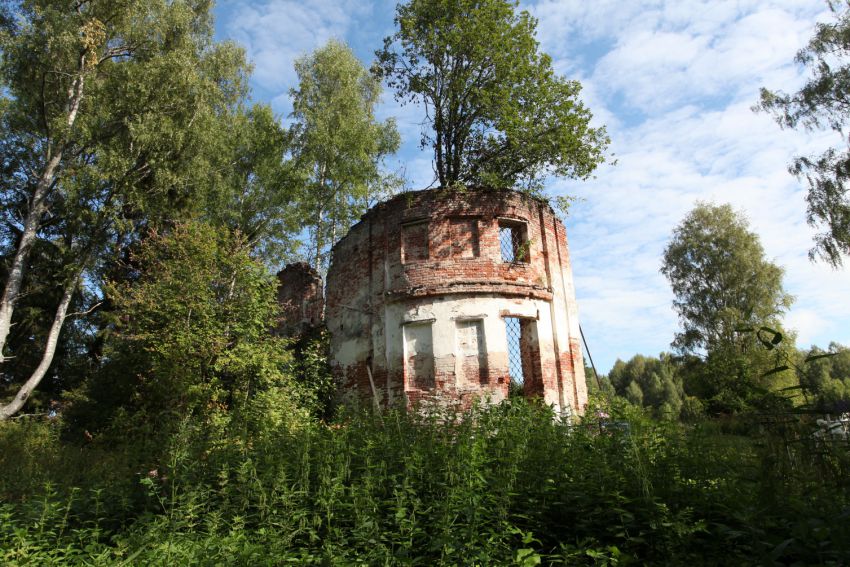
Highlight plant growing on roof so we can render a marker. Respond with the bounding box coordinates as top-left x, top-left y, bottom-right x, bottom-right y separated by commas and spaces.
375, 0, 610, 192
